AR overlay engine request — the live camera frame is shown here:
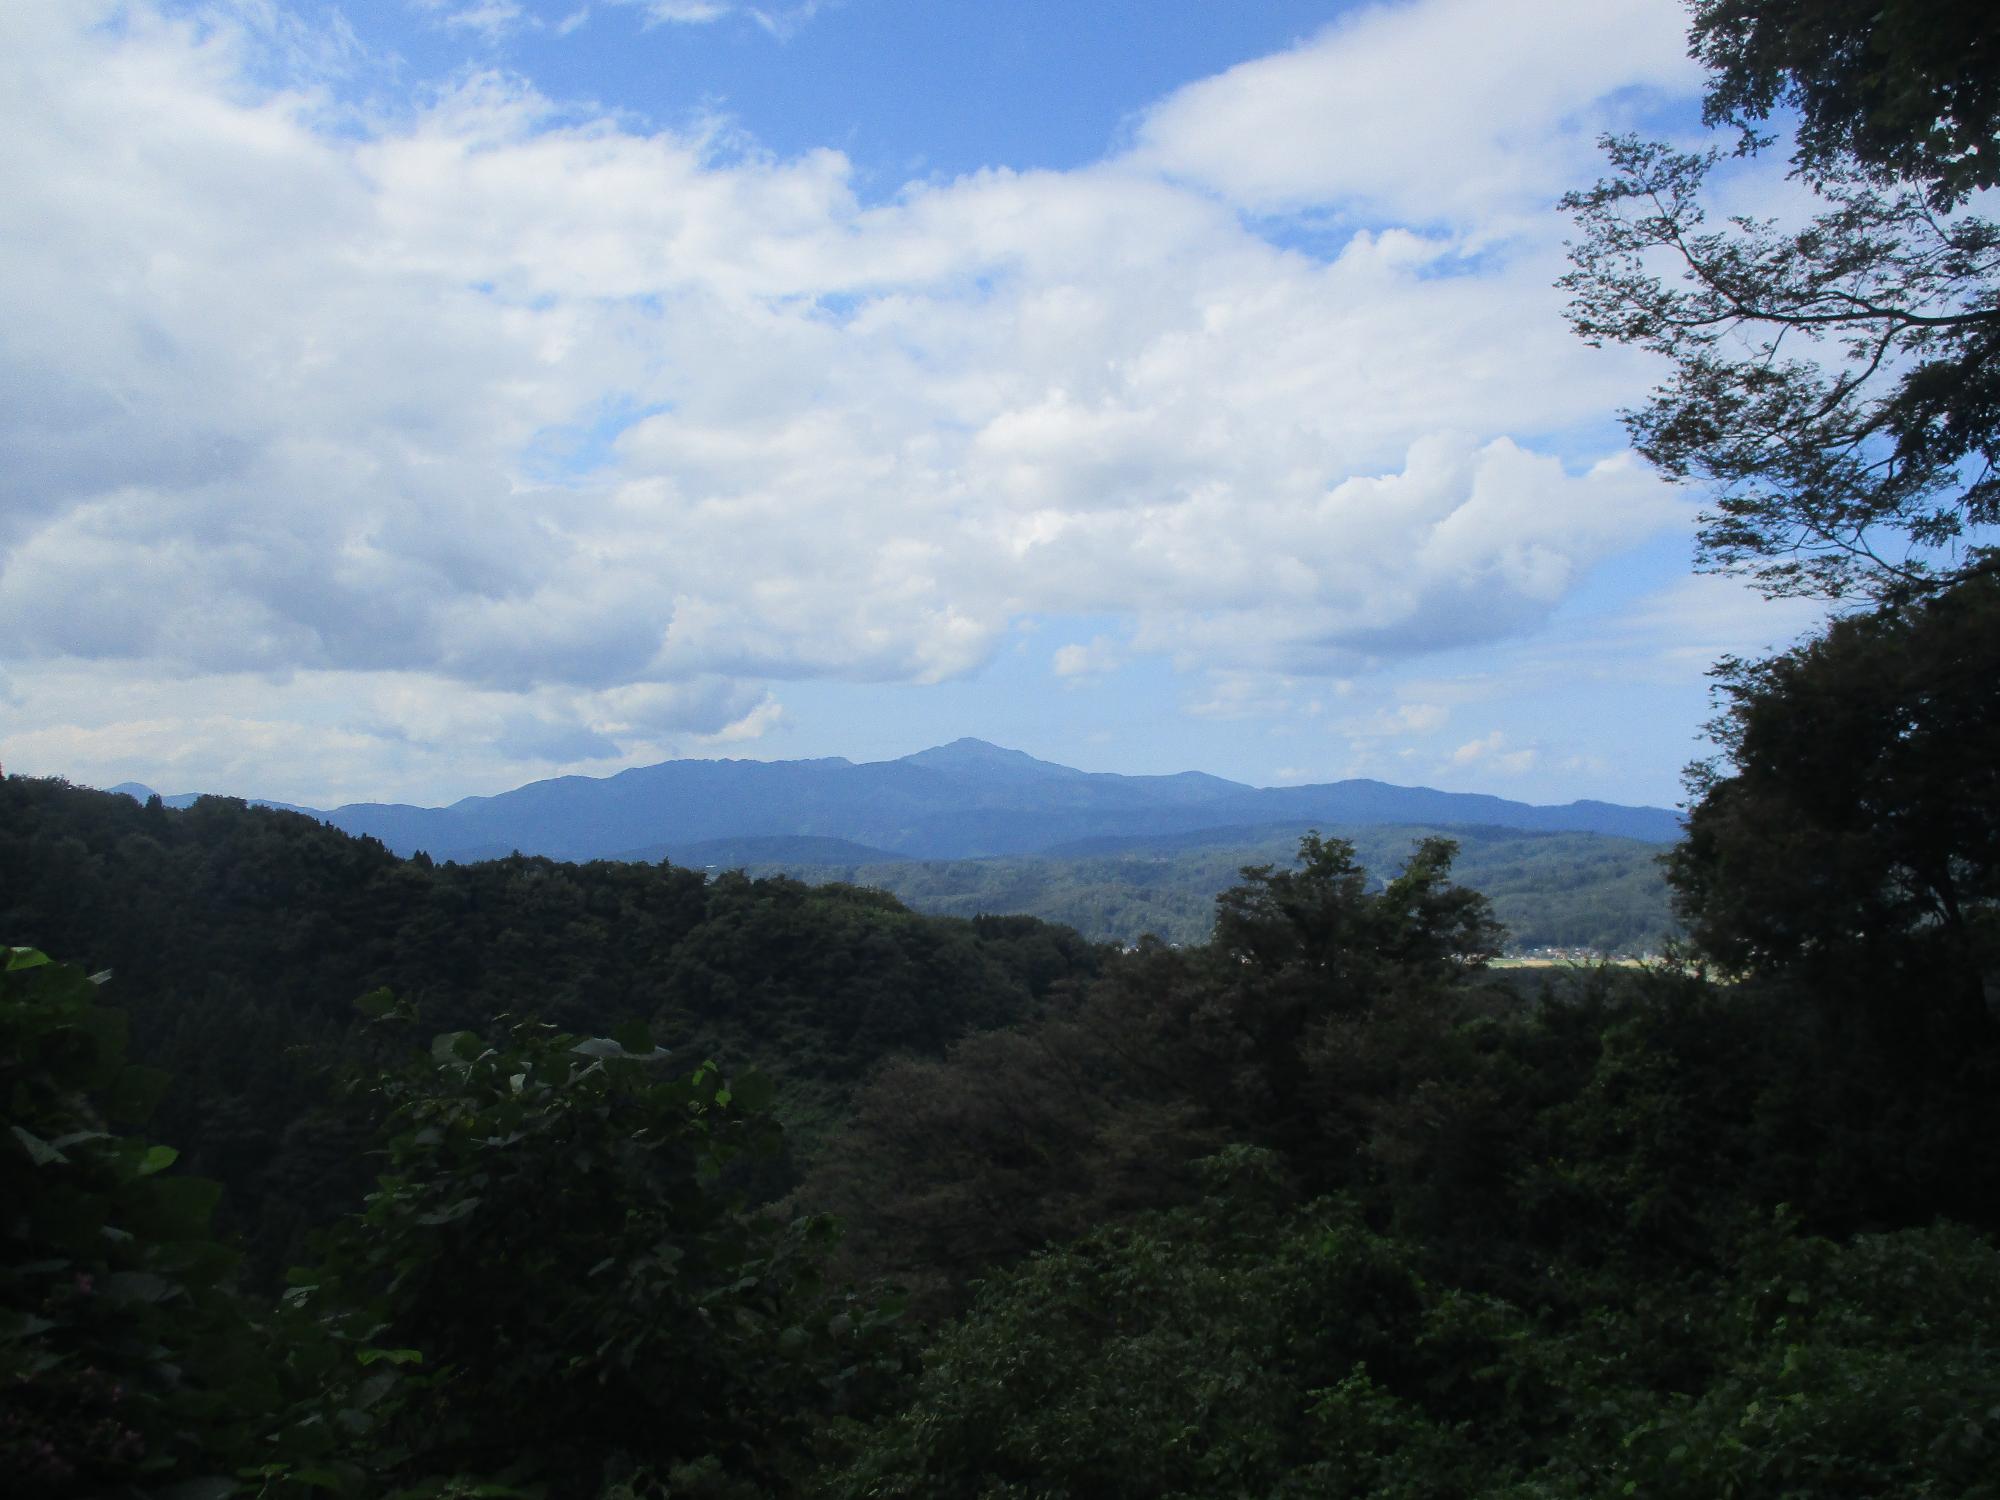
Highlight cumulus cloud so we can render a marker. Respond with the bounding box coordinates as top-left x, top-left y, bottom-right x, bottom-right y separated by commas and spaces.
1052, 636, 1123, 682
1, 663, 782, 805
1348, 702, 1451, 738
0, 0, 1703, 796
1449, 729, 1537, 775
1130, 0, 1699, 229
